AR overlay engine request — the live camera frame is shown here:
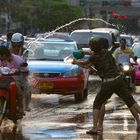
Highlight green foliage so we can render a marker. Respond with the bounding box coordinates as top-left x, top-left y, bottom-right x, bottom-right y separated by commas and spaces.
8, 0, 84, 32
